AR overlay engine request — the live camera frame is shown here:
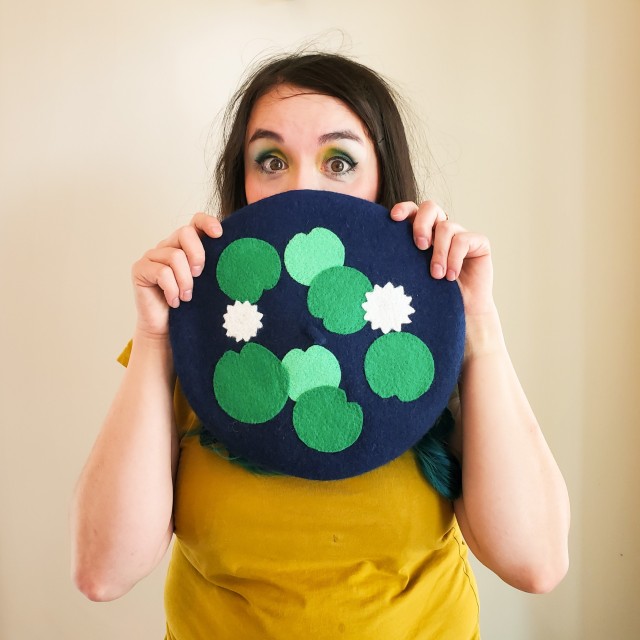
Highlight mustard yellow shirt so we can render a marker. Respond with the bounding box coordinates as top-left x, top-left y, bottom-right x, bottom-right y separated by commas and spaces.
119, 342, 480, 639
